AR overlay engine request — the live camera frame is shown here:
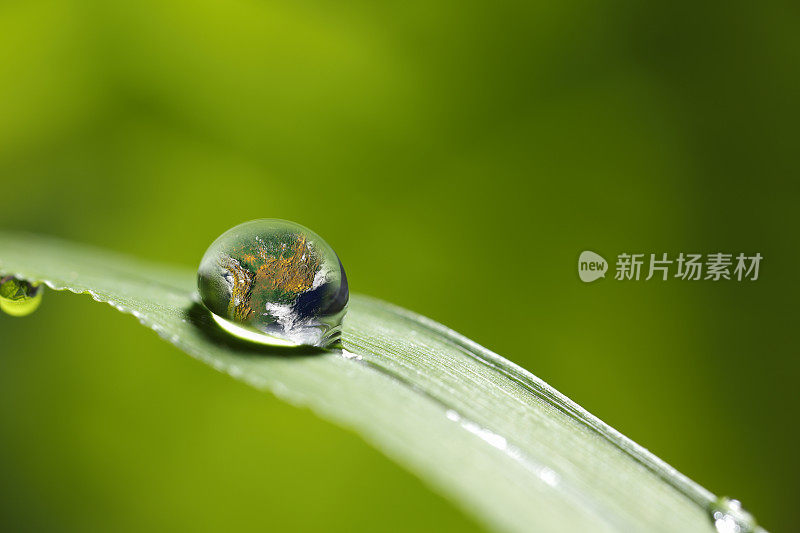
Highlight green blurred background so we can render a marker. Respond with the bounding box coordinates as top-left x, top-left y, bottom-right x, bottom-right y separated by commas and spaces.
1, 0, 798, 531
